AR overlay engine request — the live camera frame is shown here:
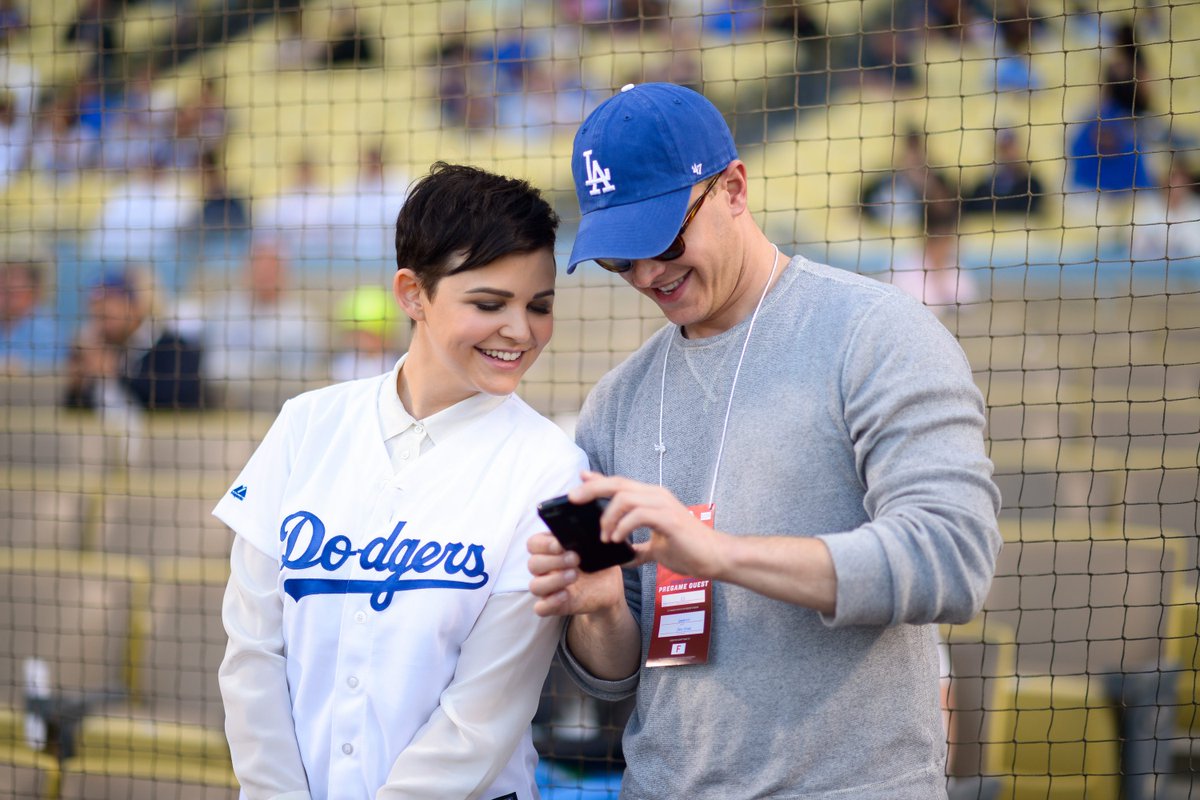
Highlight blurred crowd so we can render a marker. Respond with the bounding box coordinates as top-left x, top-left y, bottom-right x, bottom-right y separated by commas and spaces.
2, 0, 1199, 409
